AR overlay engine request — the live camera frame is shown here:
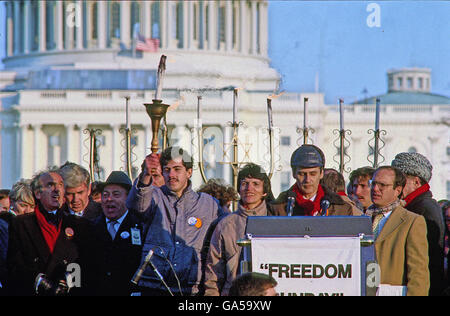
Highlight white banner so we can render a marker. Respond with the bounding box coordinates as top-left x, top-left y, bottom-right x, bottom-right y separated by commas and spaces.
251, 237, 361, 296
